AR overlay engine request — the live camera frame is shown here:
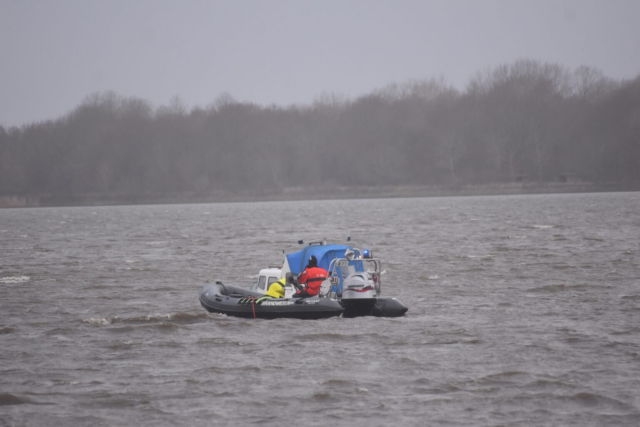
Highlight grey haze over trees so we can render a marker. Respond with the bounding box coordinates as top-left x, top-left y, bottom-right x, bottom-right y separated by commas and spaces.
0, 60, 638, 201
